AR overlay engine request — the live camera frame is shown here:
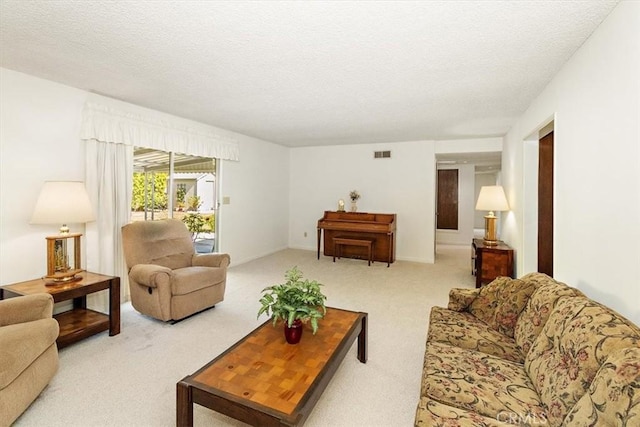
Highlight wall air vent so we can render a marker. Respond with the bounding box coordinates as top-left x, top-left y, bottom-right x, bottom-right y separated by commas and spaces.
374, 150, 391, 159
